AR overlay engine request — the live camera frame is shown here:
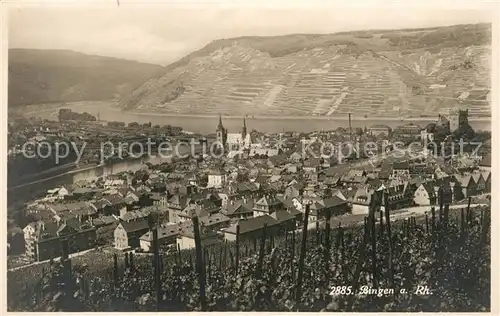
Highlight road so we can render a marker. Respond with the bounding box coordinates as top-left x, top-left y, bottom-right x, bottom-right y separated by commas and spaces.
304, 203, 487, 230
8, 248, 95, 272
